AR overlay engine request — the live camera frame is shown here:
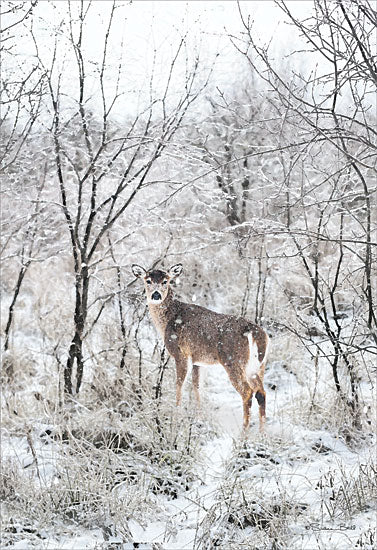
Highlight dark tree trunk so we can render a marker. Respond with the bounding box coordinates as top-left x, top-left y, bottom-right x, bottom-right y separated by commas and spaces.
64, 267, 89, 394
3, 263, 30, 352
